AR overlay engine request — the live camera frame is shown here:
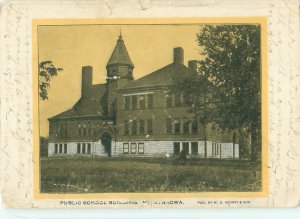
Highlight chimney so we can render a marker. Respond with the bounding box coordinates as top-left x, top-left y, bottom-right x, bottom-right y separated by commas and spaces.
81, 66, 93, 99
188, 60, 198, 73
173, 47, 184, 64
